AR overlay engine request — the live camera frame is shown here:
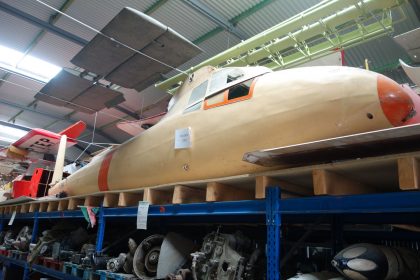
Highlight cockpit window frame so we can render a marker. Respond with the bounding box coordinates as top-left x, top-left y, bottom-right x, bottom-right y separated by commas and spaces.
204, 77, 259, 110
